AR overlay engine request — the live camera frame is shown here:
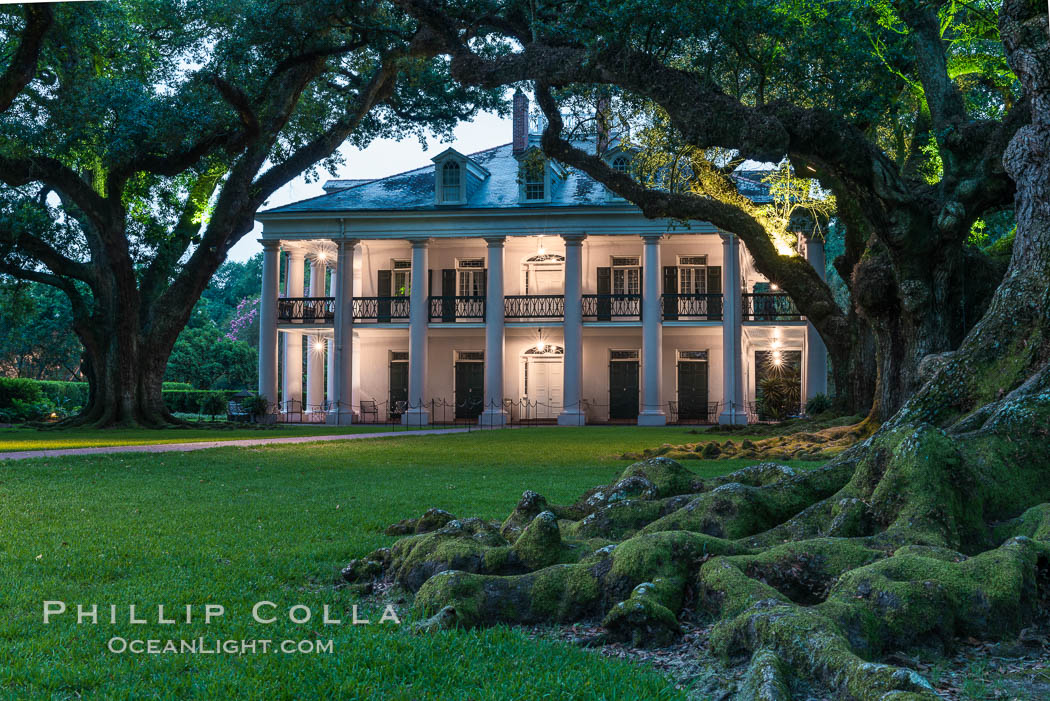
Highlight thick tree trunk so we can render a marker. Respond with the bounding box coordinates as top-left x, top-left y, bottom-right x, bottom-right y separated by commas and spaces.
826, 309, 876, 416
852, 224, 1003, 422
72, 324, 173, 428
